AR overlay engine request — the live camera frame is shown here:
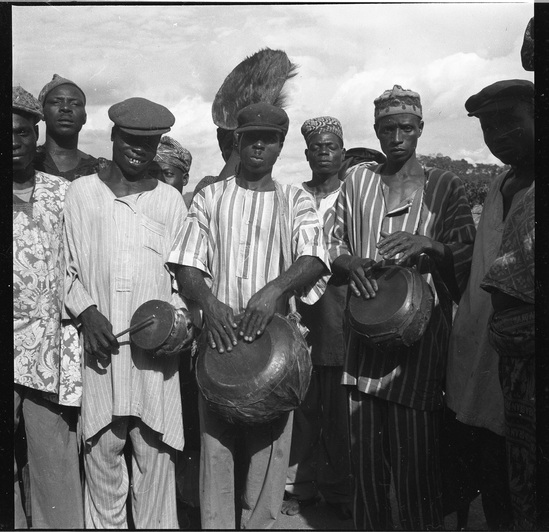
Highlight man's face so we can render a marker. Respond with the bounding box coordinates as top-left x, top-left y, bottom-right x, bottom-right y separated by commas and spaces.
42, 84, 87, 137
111, 128, 161, 177
305, 132, 345, 177
157, 162, 188, 193
13, 113, 38, 174
238, 130, 283, 175
478, 101, 534, 166
375, 113, 423, 164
